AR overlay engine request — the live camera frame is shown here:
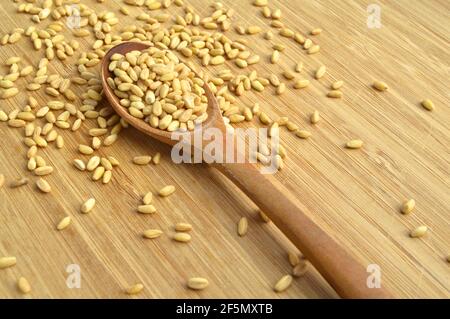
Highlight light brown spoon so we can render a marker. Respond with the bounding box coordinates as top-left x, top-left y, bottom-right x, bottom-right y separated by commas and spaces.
101, 42, 391, 299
